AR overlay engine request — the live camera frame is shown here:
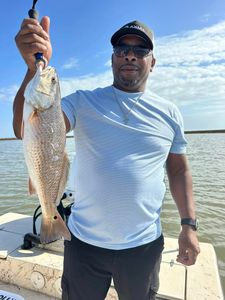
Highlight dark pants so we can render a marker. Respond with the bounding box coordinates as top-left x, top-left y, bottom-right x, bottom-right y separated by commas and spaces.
61, 234, 164, 300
